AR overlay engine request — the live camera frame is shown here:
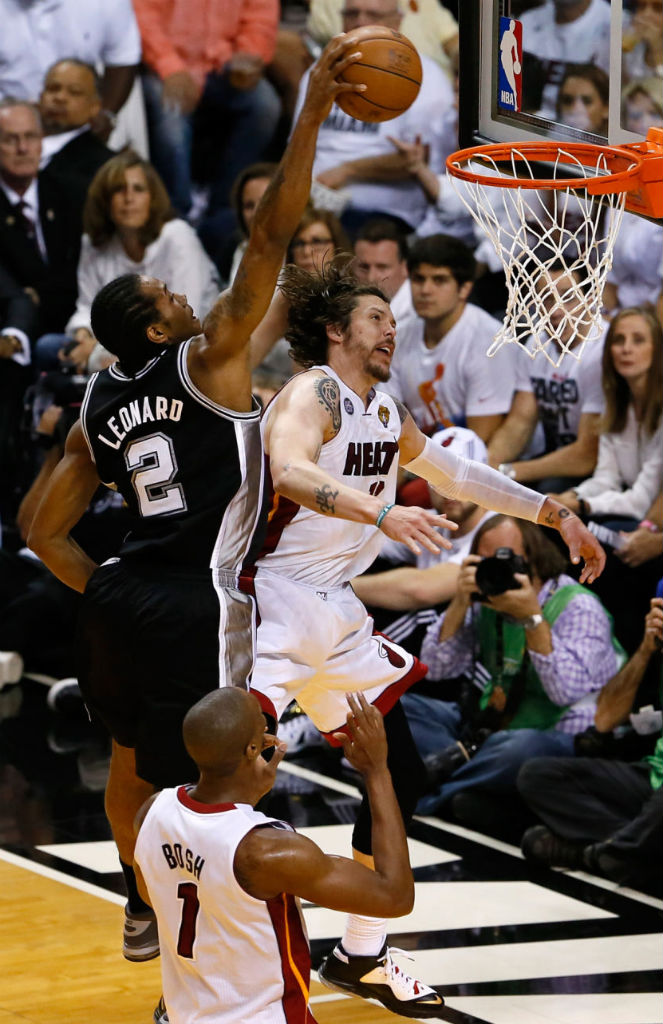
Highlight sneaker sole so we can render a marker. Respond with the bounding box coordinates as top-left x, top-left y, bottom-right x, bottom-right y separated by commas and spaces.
123, 946, 160, 962
317, 963, 445, 1019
